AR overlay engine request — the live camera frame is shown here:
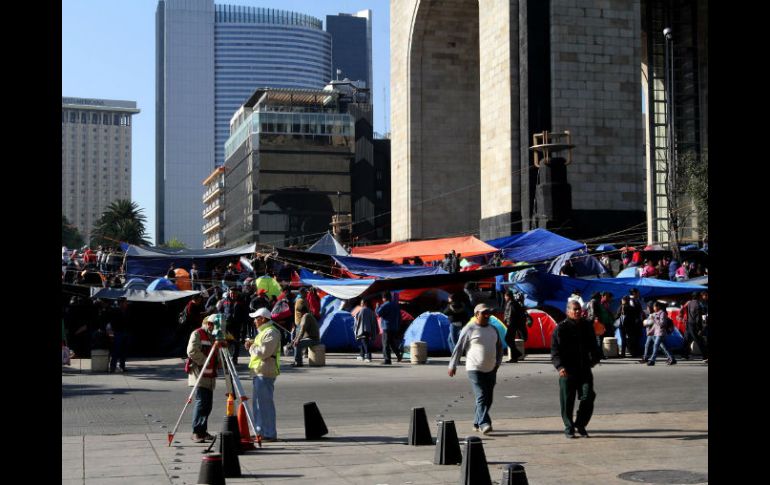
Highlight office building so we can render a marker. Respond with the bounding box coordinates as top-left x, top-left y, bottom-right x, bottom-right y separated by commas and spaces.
326, 10, 372, 91
62, 97, 140, 241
